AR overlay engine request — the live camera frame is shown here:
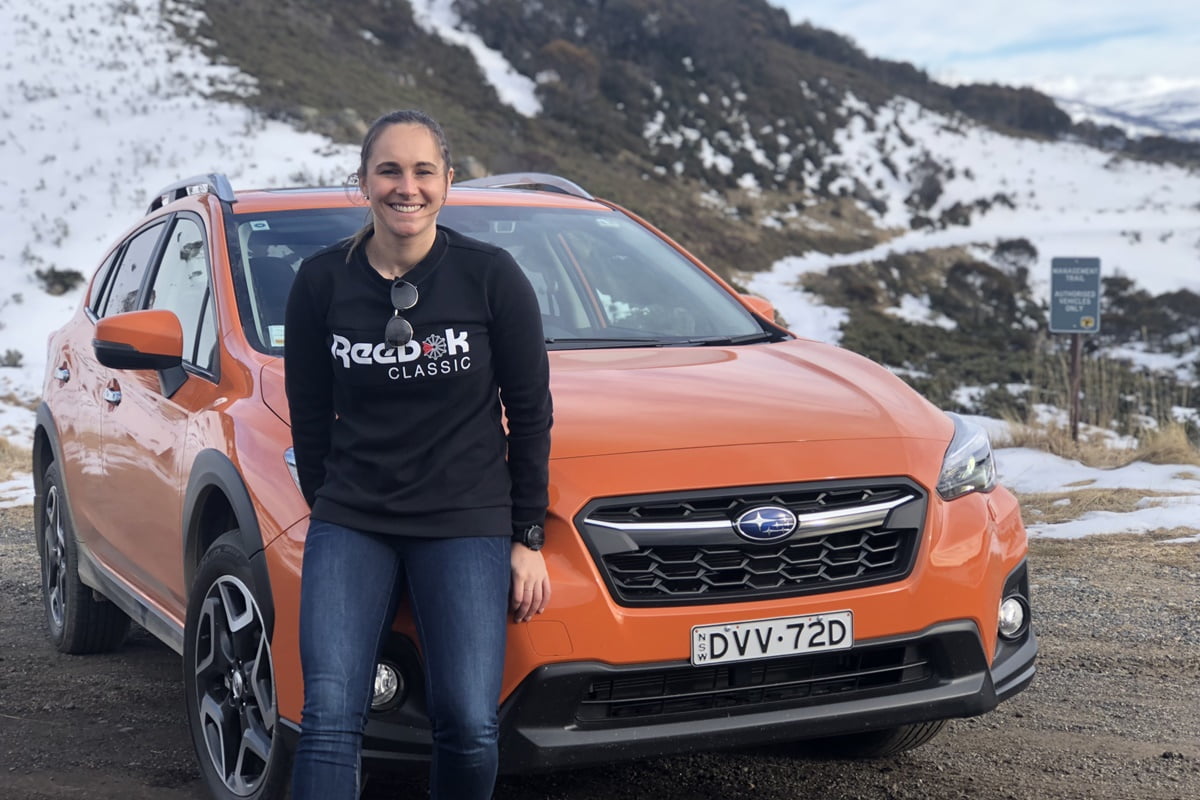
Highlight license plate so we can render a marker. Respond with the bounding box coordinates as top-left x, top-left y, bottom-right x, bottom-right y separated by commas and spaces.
690, 610, 853, 666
